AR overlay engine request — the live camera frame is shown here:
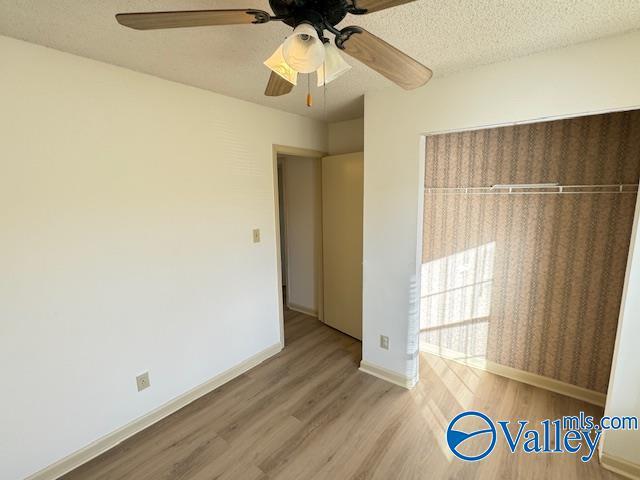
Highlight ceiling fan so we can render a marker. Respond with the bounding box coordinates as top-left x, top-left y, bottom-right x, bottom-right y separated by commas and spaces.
115, 0, 433, 99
